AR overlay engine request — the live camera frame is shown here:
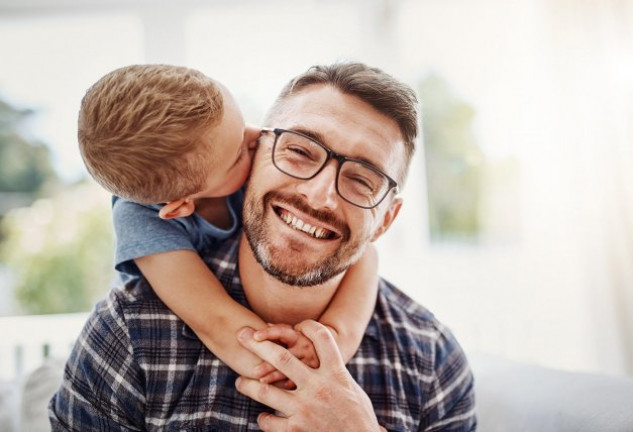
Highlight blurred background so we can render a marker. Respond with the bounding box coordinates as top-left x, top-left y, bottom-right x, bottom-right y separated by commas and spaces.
0, 0, 632, 380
